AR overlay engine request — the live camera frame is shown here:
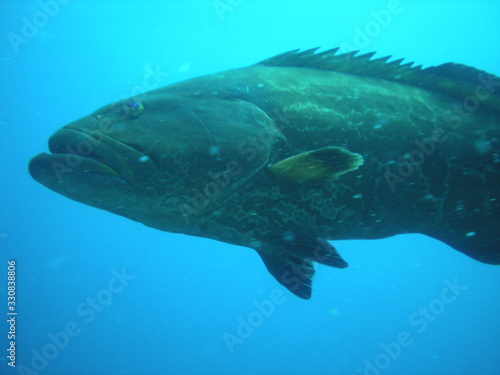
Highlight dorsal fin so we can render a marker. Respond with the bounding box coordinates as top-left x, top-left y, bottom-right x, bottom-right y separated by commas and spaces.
257, 48, 500, 113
